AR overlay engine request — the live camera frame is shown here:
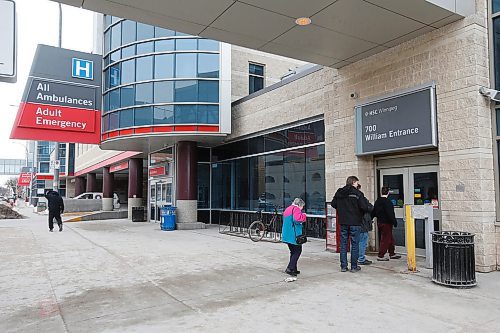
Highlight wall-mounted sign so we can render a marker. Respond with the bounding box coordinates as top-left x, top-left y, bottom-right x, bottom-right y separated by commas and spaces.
355, 84, 437, 155
110, 161, 129, 173
0, 0, 16, 83
10, 45, 102, 144
149, 166, 166, 177
18, 172, 33, 186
